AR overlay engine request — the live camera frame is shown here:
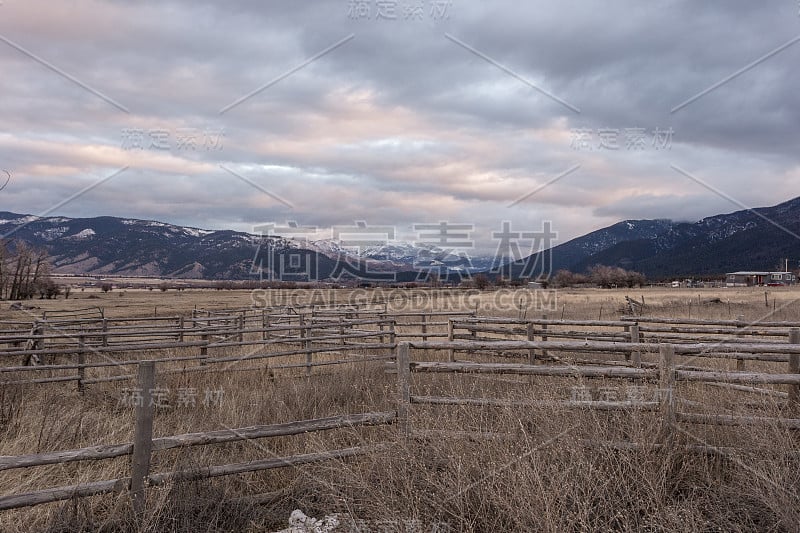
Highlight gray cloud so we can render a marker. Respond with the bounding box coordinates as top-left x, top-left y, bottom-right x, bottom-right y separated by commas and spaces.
1, 0, 798, 254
